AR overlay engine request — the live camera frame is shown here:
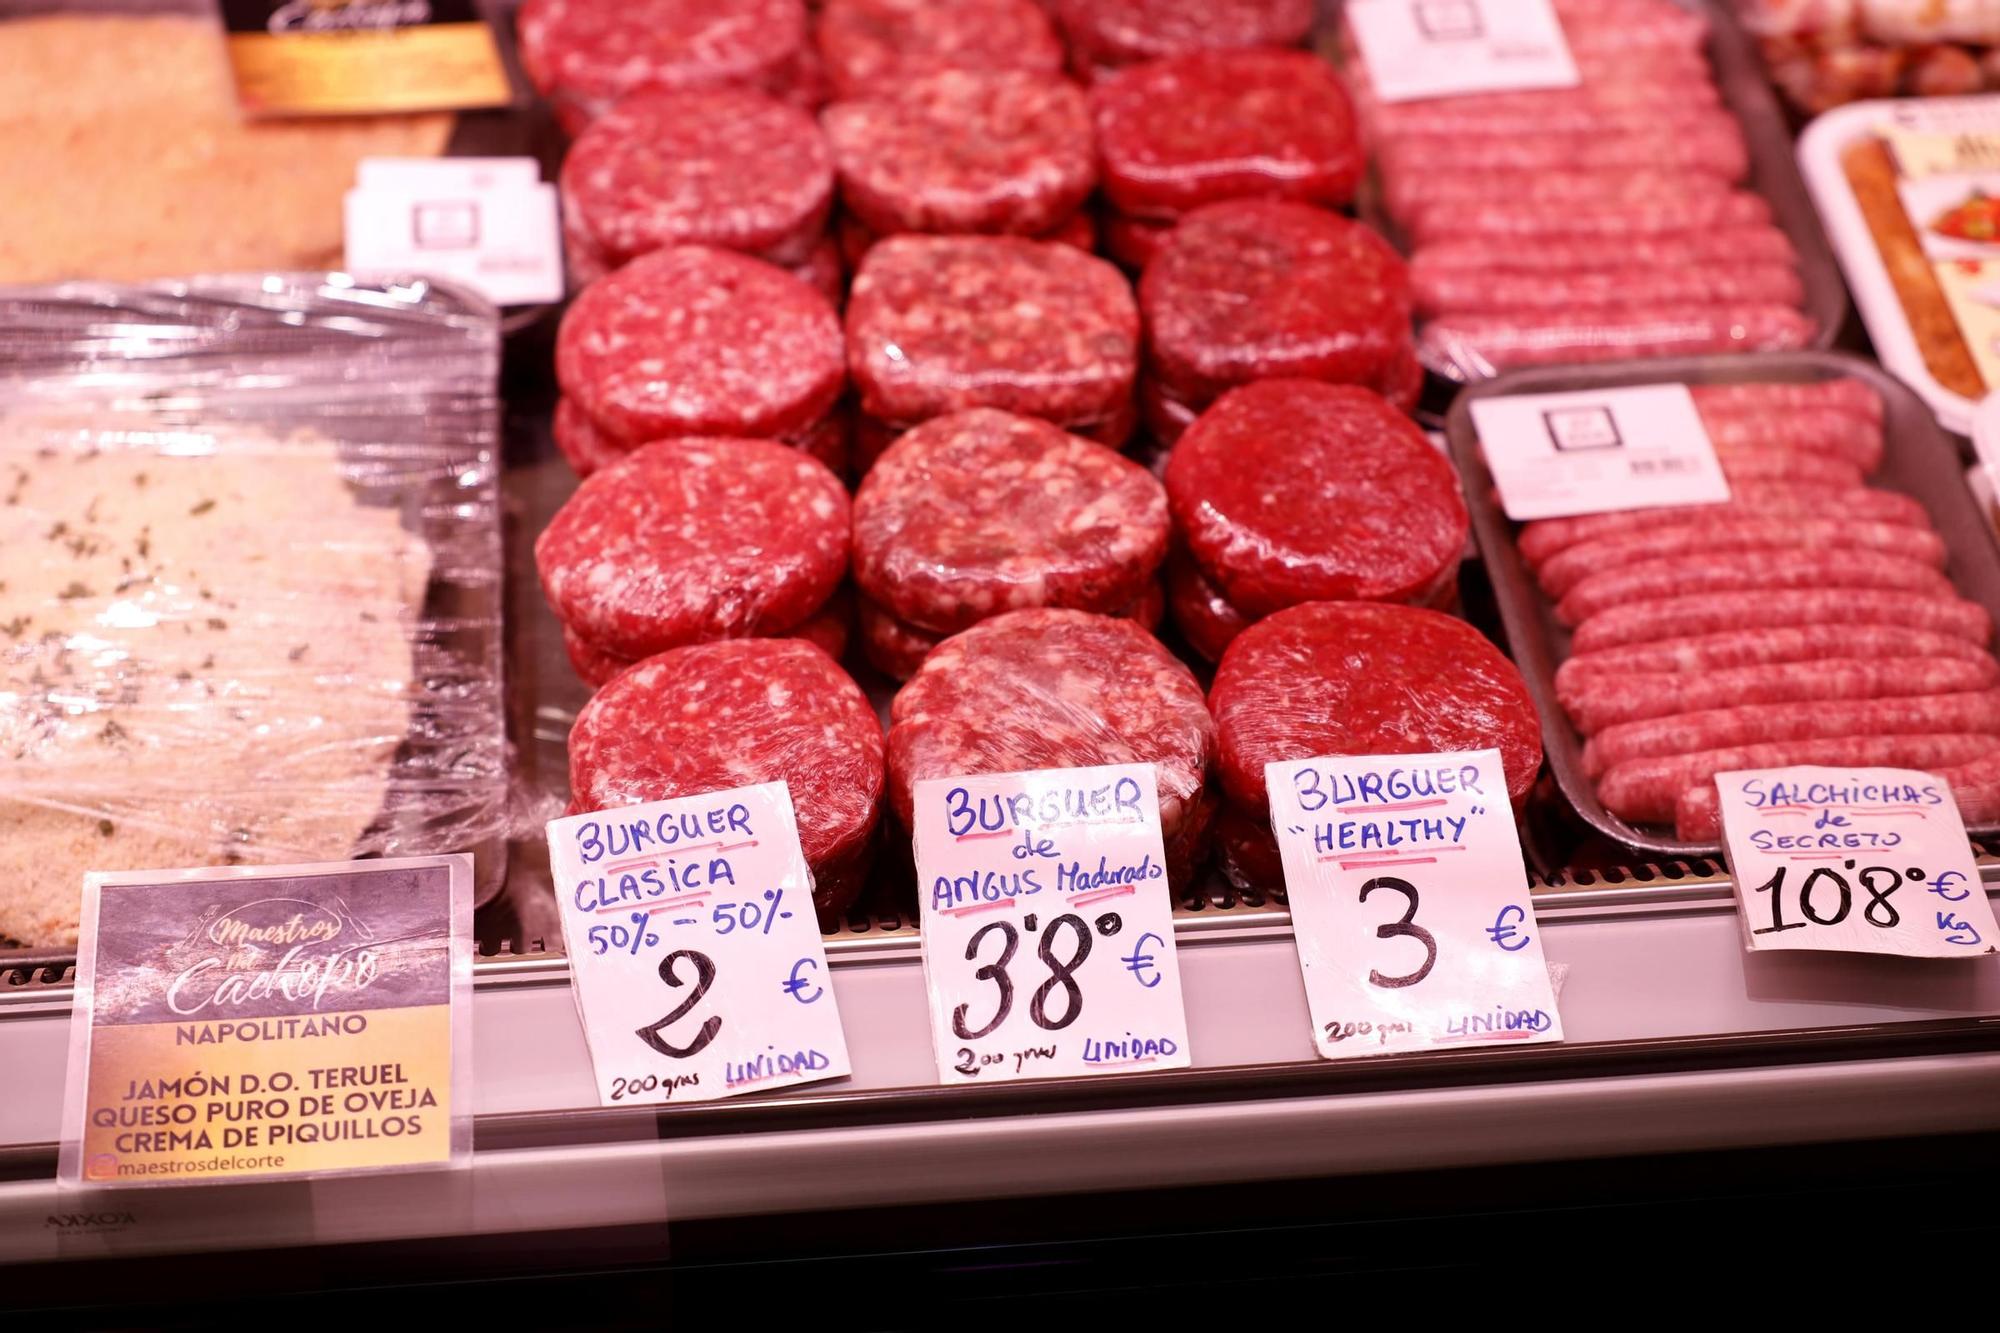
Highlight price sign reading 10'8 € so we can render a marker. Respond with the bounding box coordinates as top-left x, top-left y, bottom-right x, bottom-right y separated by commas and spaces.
913, 763, 1192, 1083
1266, 749, 1564, 1058
546, 783, 852, 1106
